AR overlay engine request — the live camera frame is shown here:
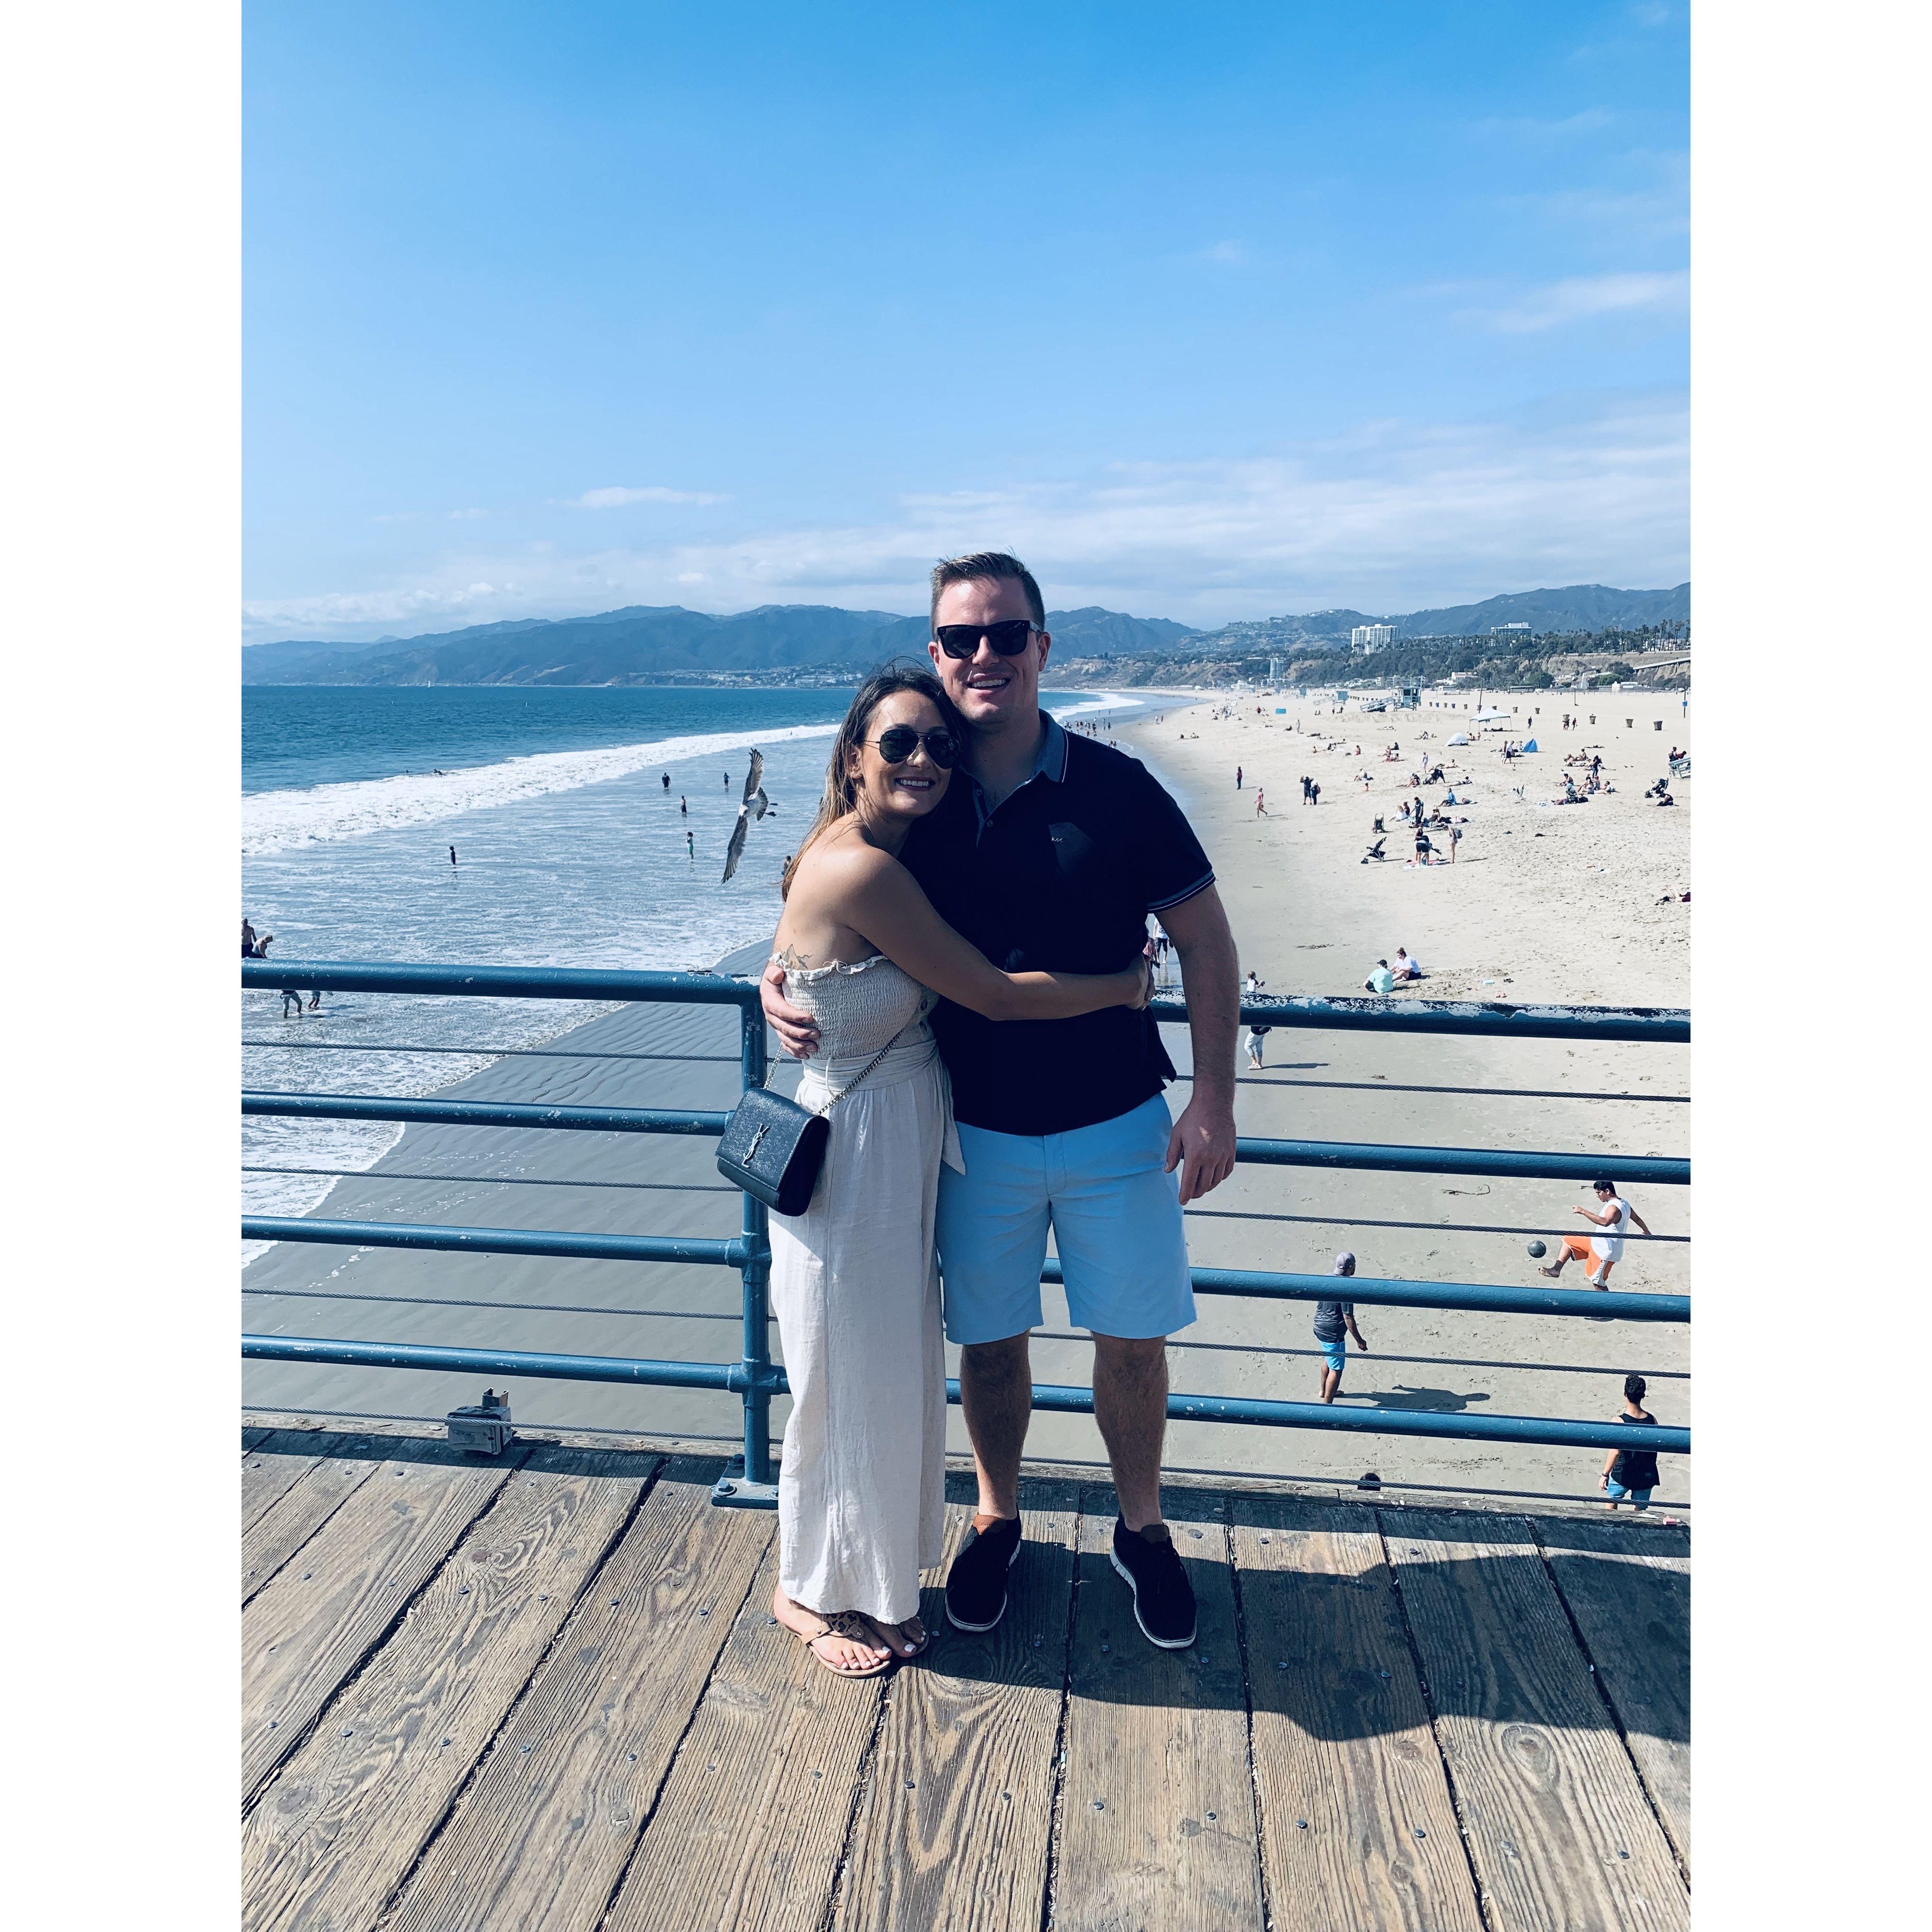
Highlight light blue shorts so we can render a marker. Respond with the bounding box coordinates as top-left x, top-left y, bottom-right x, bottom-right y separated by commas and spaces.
1605, 1479, 1654, 1507
1317, 1337, 1348, 1375
936, 1093, 1196, 1346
